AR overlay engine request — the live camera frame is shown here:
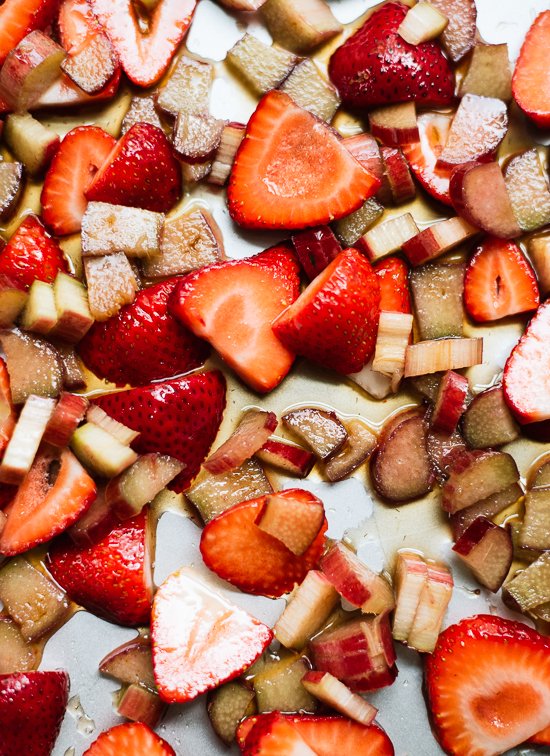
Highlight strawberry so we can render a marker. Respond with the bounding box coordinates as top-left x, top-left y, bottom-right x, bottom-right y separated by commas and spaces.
464, 237, 540, 322
152, 568, 272, 703
47, 509, 152, 626
0, 215, 68, 290
89, 0, 196, 87
401, 112, 454, 206
512, 11, 550, 128
41, 125, 116, 236
0, 0, 59, 66
0, 447, 97, 556
85, 122, 182, 213
272, 249, 380, 375
0, 670, 69, 756
227, 91, 379, 230
200, 489, 327, 597
328, 2, 455, 109
373, 257, 411, 314
425, 614, 550, 755
84, 722, 175, 756
0, 358, 16, 458
78, 278, 209, 387
171, 246, 300, 394
92, 372, 226, 491
58, 0, 102, 54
